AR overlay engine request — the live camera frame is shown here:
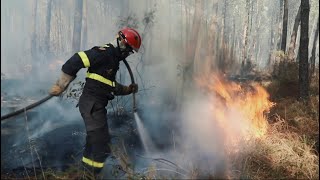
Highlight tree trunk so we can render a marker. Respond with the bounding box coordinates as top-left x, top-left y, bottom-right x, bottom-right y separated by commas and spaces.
220, 1, 227, 72
287, 5, 301, 62
168, 0, 172, 56
44, 0, 53, 56
310, 16, 319, 75
72, 0, 83, 52
81, 0, 87, 50
182, 0, 203, 97
299, 0, 310, 100
213, 2, 219, 66
183, 0, 202, 76
241, 0, 250, 75
31, 0, 38, 60
185, 0, 190, 49
58, 2, 63, 54
268, 10, 276, 67
231, 18, 236, 65
193, 20, 205, 76
277, 0, 284, 49
187, 0, 202, 62
223, 0, 227, 40
254, 0, 260, 63
247, 0, 254, 63
281, 0, 288, 52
